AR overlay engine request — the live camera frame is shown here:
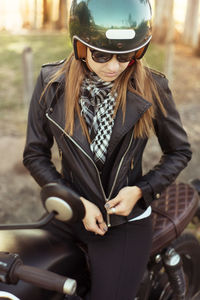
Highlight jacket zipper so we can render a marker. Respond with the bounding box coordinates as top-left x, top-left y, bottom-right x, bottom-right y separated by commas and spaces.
108, 132, 134, 200
46, 113, 111, 226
